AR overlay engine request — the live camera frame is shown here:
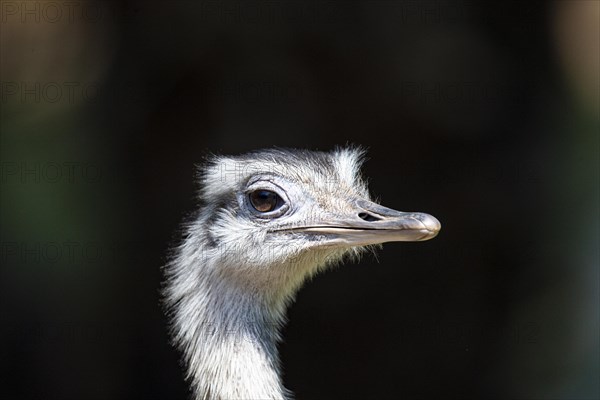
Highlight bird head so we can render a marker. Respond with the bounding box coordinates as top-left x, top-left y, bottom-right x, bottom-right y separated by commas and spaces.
165, 147, 441, 400
191, 147, 440, 298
